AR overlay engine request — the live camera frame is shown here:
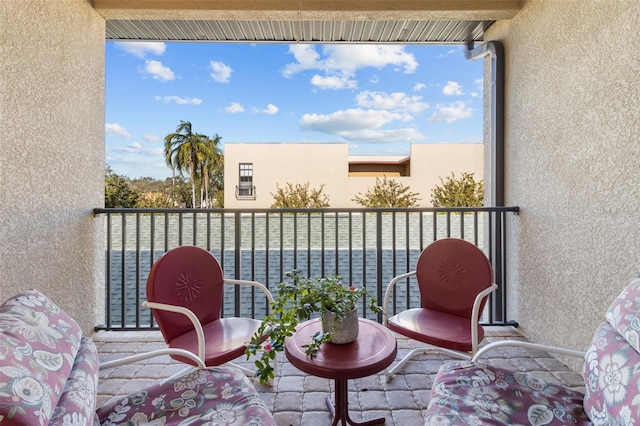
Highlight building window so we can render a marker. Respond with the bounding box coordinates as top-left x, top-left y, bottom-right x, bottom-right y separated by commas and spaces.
236, 163, 256, 200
